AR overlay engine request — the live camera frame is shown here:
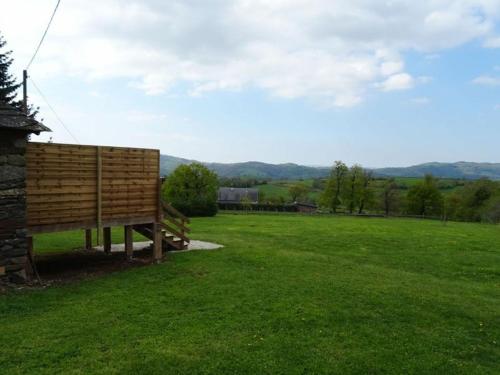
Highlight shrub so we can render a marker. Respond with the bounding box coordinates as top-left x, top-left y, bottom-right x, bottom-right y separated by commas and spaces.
163, 163, 218, 217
